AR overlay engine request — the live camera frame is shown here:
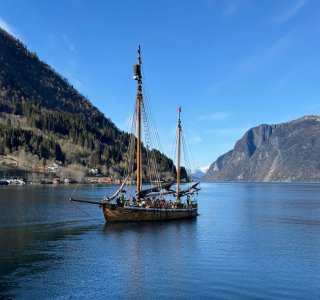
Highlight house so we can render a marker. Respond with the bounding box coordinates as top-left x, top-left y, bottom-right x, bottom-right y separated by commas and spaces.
46, 163, 59, 172
89, 168, 99, 175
